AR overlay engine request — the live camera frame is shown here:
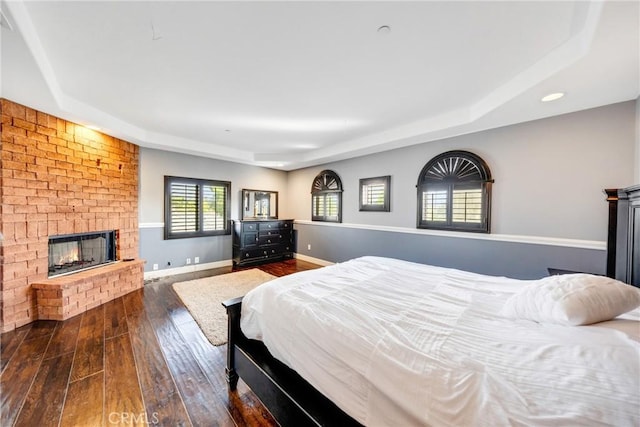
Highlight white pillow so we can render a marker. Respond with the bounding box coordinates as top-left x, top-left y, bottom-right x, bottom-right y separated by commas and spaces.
500, 274, 640, 326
